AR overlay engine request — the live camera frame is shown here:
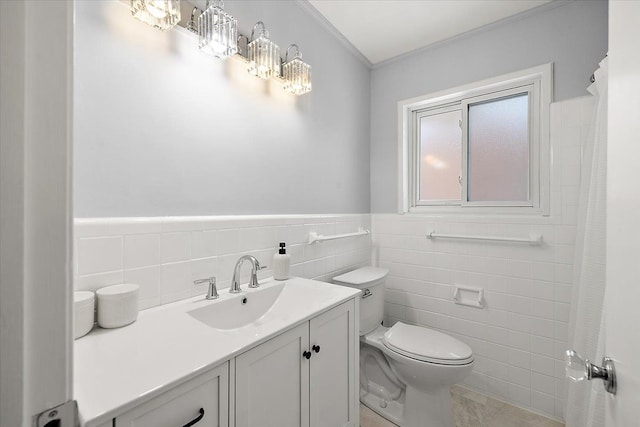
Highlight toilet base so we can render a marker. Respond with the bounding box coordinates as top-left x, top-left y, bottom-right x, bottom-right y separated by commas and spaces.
360, 388, 404, 426
403, 385, 454, 427
359, 329, 465, 427
360, 384, 456, 427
